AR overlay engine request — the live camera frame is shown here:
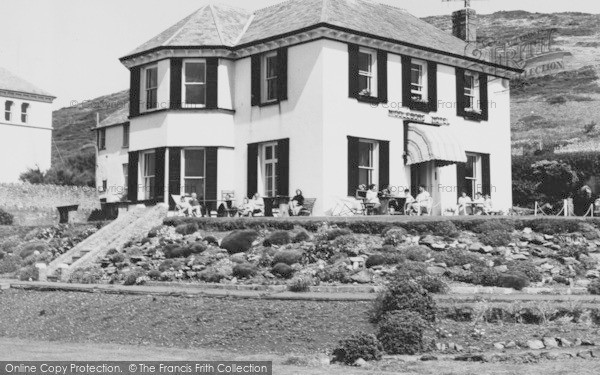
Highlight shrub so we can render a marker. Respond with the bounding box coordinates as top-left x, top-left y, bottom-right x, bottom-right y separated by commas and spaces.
372, 279, 436, 323
187, 242, 207, 254
497, 273, 530, 290
322, 228, 352, 241
68, 266, 104, 284
0, 209, 14, 225
401, 245, 430, 262
0, 255, 21, 274
18, 266, 39, 281
471, 266, 500, 286
272, 250, 303, 266
382, 228, 408, 246
110, 253, 126, 264
530, 219, 580, 235
272, 263, 294, 279
232, 263, 257, 279
147, 270, 162, 280
332, 333, 383, 364
479, 230, 511, 247
203, 235, 219, 246
393, 261, 428, 280
434, 249, 484, 267
588, 279, 600, 295
220, 230, 259, 254
123, 272, 139, 286
366, 254, 387, 268
432, 221, 459, 238
175, 222, 199, 236
288, 277, 312, 292
19, 242, 49, 259
472, 220, 515, 235
163, 245, 188, 259
198, 268, 225, 283
292, 230, 311, 243
263, 231, 292, 247
377, 311, 427, 355
506, 260, 543, 282
418, 276, 449, 294
158, 259, 174, 272
147, 225, 163, 238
